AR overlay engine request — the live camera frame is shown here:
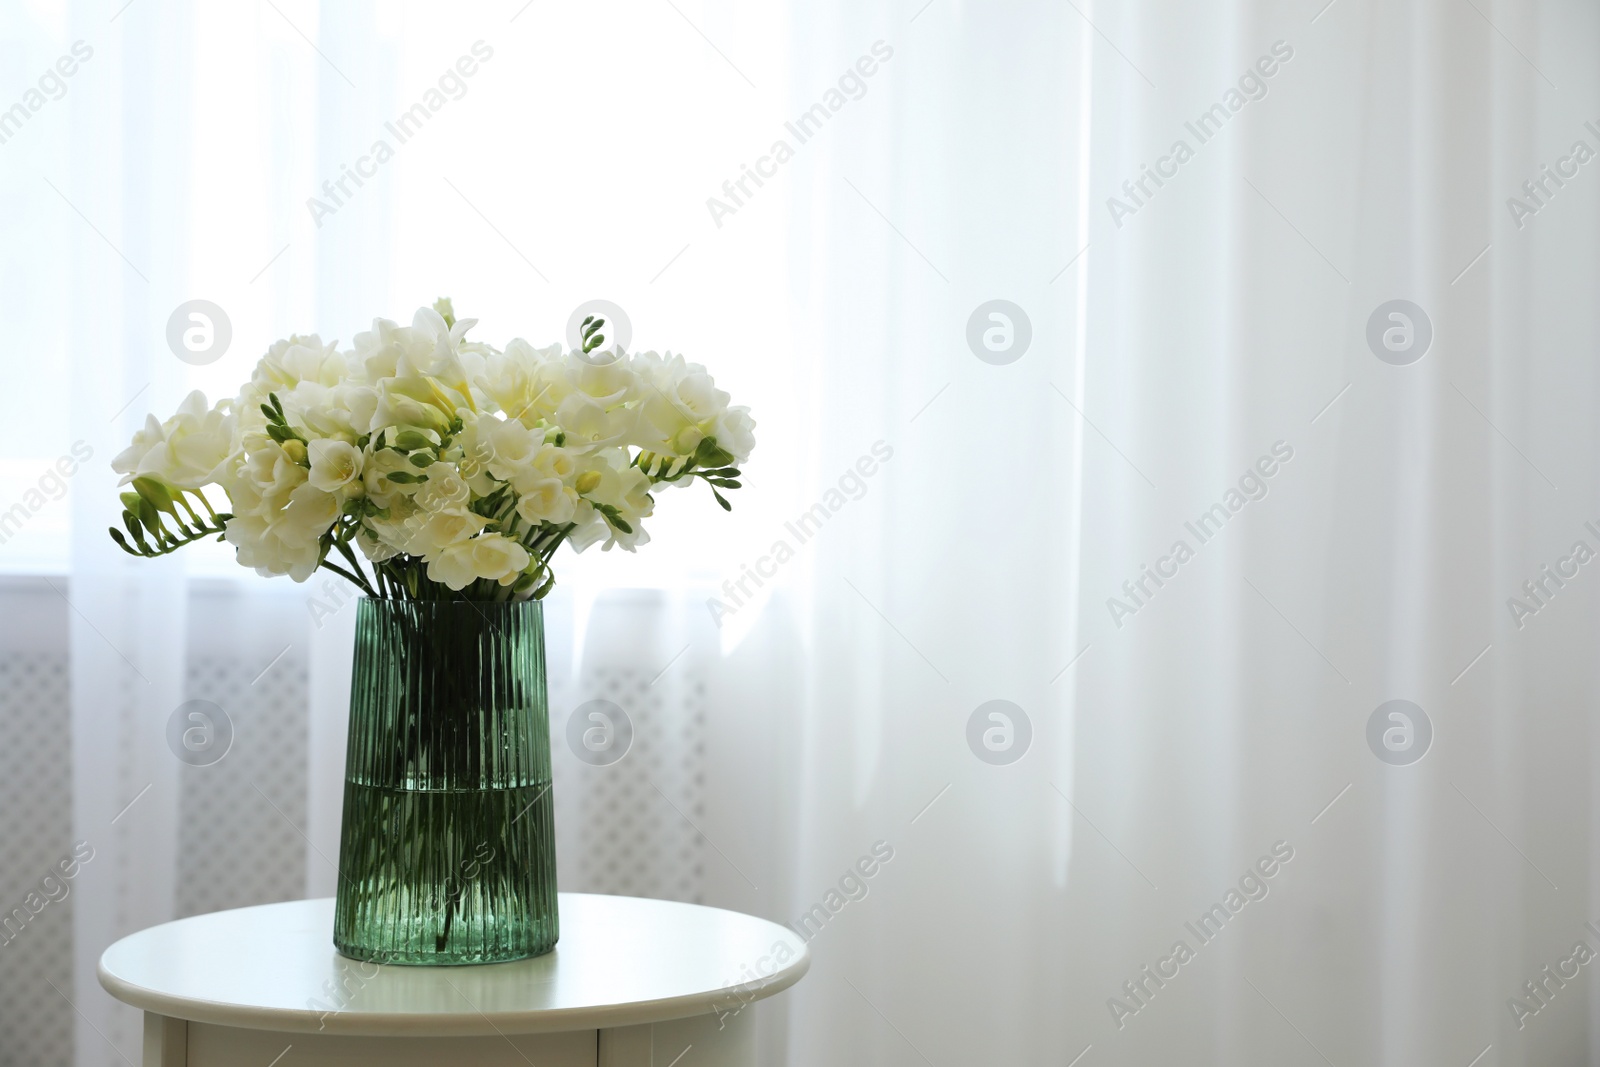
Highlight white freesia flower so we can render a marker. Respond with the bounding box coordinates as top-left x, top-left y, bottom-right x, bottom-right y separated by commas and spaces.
629, 351, 740, 458
410, 508, 487, 558
237, 336, 344, 435
251, 334, 346, 392
470, 532, 531, 583
515, 478, 578, 526
427, 532, 529, 591
279, 482, 341, 542
223, 511, 323, 581
372, 376, 457, 436
412, 463, 473, 511
531, 443, 578, 481
712, 407, 757, 463
112, 390, 236, 490
478, 339, 561, 423
424, 542, 478, 591
108, 301, 753, 598
306, 439, 364, 494
237, 441, 307, 499
111, 416, 169, 481
357, 523, 404, 563
287, 381, 376, 441
218, 451, 322, 582
484, 418, 539, 482
569, 452, 654, 553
